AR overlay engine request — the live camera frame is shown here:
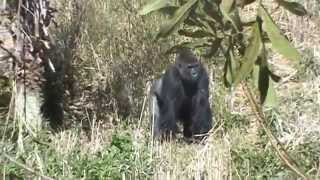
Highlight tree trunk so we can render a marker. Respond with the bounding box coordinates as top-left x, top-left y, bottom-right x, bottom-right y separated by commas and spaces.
15, 84, 43, 136
3, 0, 58, 152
